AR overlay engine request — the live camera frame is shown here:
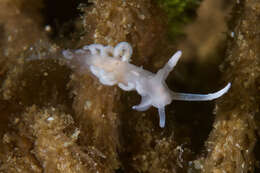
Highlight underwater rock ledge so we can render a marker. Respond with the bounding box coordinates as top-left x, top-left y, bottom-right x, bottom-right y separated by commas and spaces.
195, 0, 260, 172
